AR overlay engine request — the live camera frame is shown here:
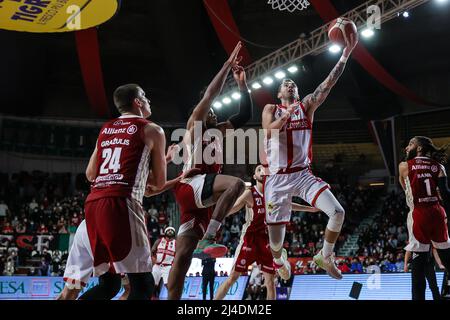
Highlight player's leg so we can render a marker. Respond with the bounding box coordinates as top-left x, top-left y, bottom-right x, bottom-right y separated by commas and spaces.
125, 272, 154, 300
262, 271, 276, 300
59, 219, 93, 300
311, 188, 345, 280
214, 270, 241, 300
194, 174, 245, 258
411, 251, 428, 300
119, 276, 130, 300
265, 174, 292, 280
78, 272, 122, 300
208, 273, 215, 300
424, 257, 441, 300
167, 232, 199, 300
202, 275, 208, 300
